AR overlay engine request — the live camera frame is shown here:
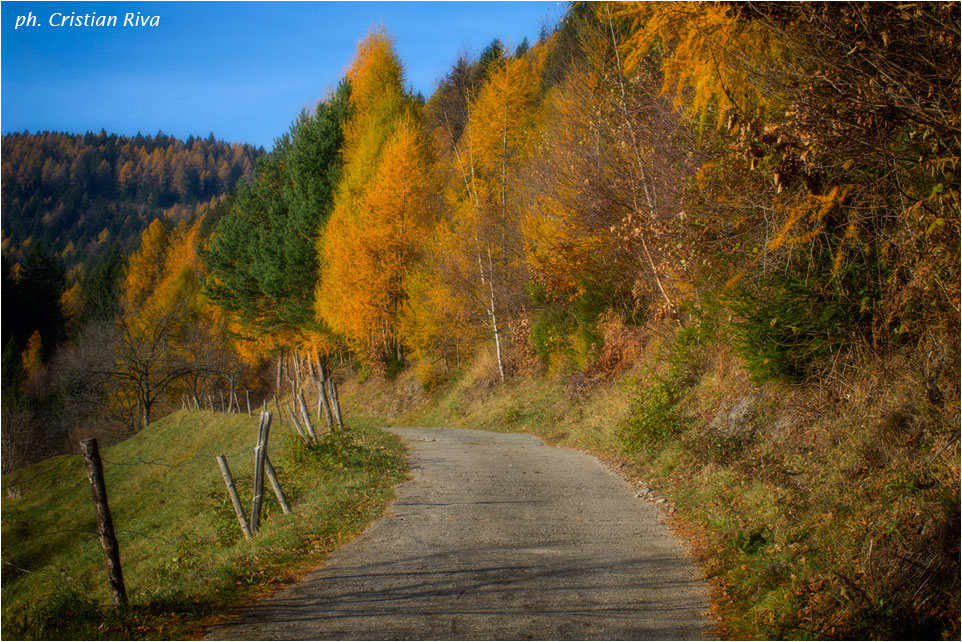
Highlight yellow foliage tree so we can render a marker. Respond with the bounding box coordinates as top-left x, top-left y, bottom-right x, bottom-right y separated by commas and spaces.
521, 8, 692, 318
105, 215, 239, 428
402, 52, 543, 383
422, 54, 540, 380
20, 330, 44, 385
316, 29, 432, 375
617, 0, 960, 360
